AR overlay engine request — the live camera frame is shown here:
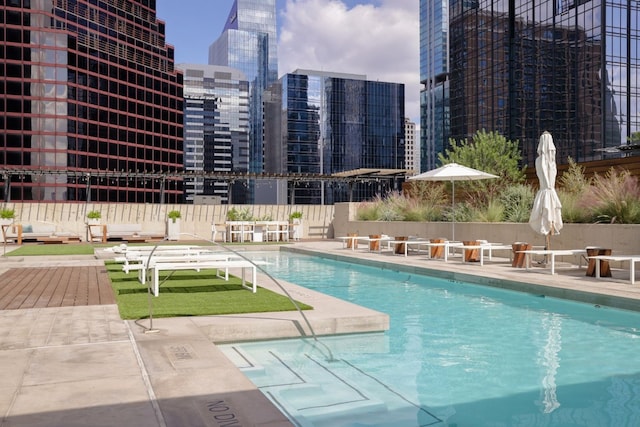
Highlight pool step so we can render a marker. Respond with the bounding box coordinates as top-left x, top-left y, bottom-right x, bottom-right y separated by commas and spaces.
224, 344, 443, 426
